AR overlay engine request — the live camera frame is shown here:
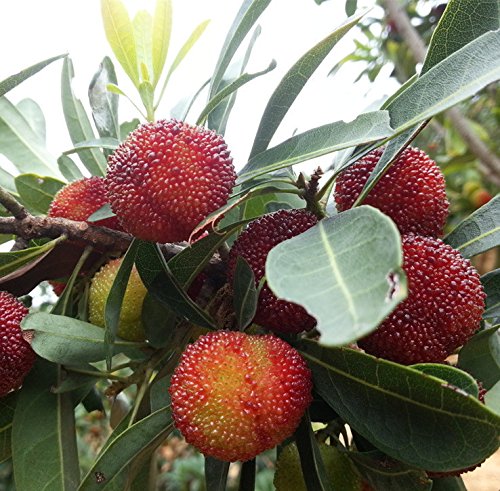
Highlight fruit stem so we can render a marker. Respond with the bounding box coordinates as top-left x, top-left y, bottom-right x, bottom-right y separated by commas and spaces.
300, 168, 327, 219
129, 366, 154, 426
